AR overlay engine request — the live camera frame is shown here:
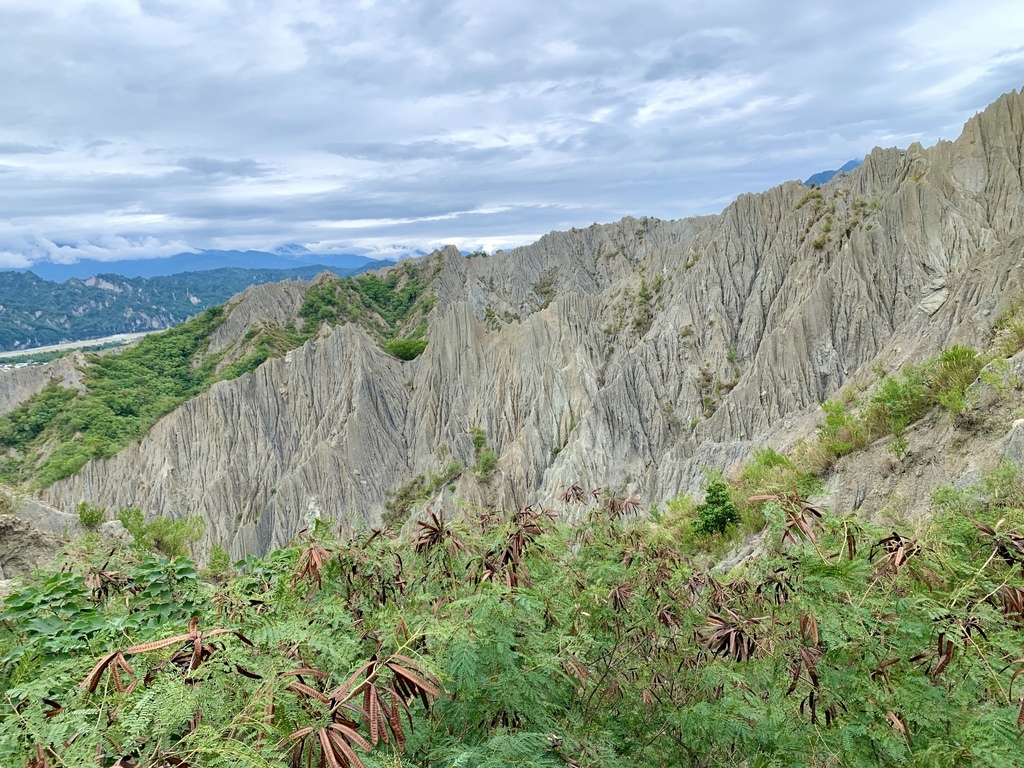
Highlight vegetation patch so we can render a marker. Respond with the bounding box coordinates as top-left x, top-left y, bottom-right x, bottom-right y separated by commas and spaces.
118, 507, 206, 559
299, 258, 438, 343
0, 306, 231, 488
5, 466, 1024, 765
381, 337, 428, 360
812, 344, 988, 465
531, 267, 558, 309
383, 459, 464, 529
471, 426, 498, 483
0, 259, 444, 490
